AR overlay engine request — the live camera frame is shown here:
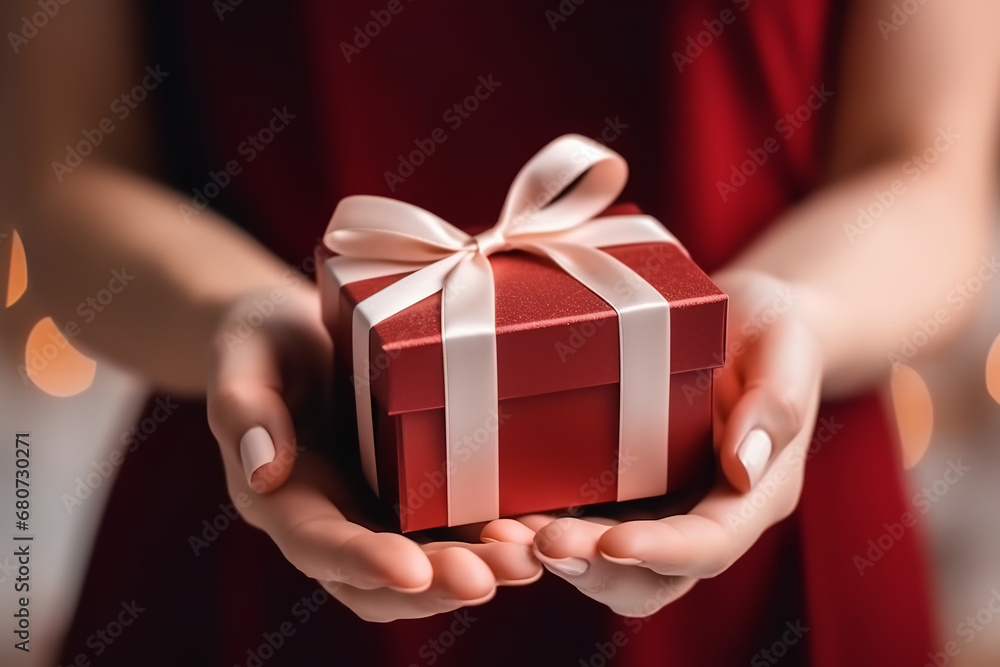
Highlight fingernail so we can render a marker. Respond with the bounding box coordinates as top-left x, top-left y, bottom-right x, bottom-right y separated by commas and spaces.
240, 426, 275, 491
437, 589, 496, 606
537, 555, 589, 577
497, 569, 545, 586
599, 554, 643, 566
388, 583, 432, 594
737, 428, 772, 488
